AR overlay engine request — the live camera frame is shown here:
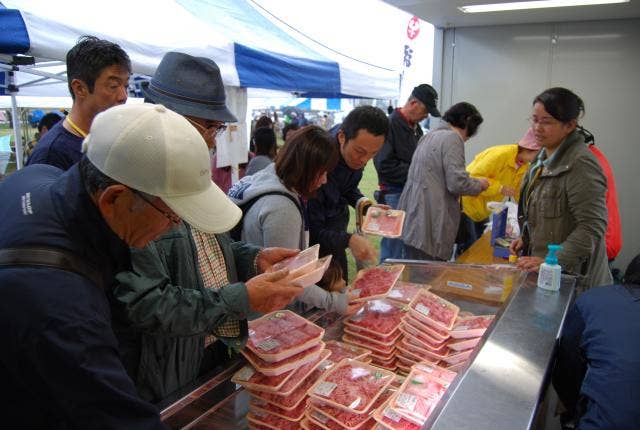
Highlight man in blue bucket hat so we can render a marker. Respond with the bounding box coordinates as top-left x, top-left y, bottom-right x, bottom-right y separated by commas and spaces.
112, 52, 302, 403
